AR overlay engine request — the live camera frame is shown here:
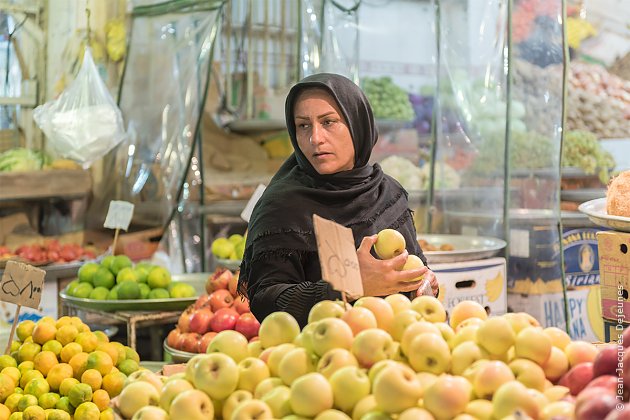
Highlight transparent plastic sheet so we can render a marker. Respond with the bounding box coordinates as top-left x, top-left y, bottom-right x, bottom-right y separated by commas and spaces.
33, 48, 126, 167
300, 0, 361, 82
